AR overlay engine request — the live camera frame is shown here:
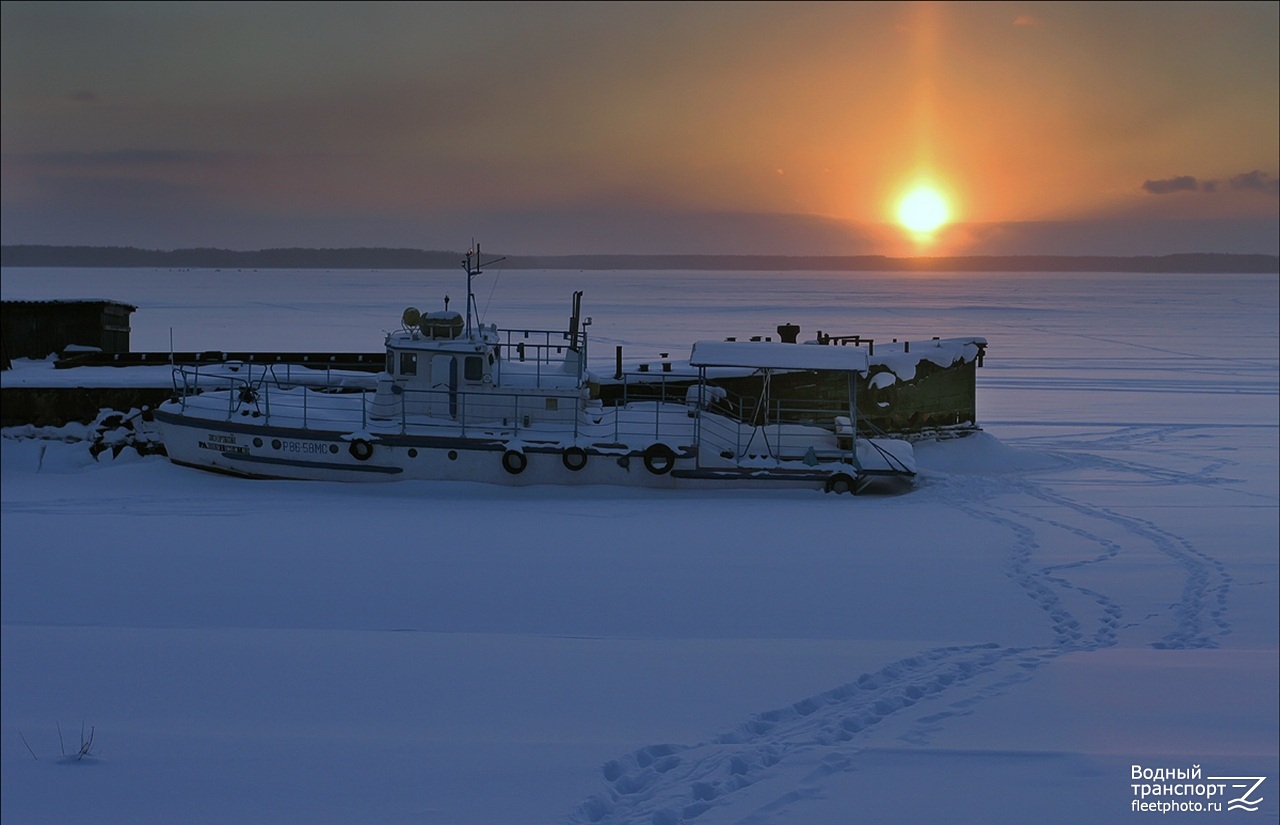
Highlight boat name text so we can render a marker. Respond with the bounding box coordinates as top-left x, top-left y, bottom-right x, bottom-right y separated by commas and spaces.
199, 433, 248, 455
